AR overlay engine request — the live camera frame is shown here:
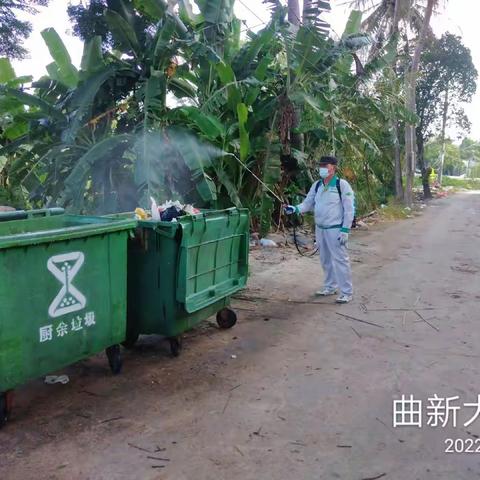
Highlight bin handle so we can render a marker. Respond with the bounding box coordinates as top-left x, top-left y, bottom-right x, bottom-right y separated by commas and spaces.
176, 245, 187, 302
26, 208, 65, 218
0, 207, 65, 221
